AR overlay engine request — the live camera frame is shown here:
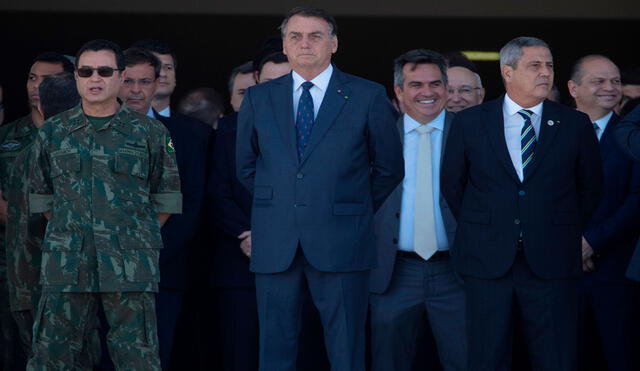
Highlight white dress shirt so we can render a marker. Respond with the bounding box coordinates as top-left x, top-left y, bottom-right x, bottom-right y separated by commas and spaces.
398, 111, 449, 252
593, 111, 613, 141
146, 106, 171, 118
502, 94, 543, 182
292, 64, 333, 119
